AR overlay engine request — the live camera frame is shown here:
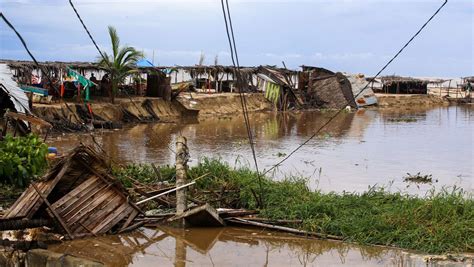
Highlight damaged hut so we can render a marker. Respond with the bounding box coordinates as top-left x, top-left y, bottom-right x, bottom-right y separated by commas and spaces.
380, 76, 428, 94
0, 145, 142, 239
0, 62, 52, 137
298, 66, 357, 109
256, 66, 301, 111
345, 73, 378, 107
